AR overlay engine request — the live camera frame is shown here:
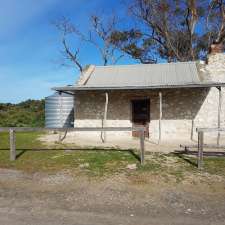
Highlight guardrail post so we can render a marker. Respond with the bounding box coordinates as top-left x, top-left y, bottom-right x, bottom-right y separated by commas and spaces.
140, 129, 145, 165
198, 131, 204, 169
9, 129, 16, 161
